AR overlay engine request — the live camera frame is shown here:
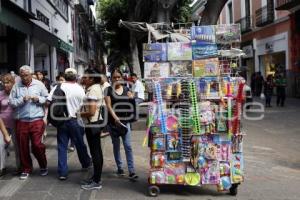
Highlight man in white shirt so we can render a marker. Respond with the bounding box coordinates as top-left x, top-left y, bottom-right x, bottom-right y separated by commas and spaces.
47, 68, 91, 180
131, 73, 145, 104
